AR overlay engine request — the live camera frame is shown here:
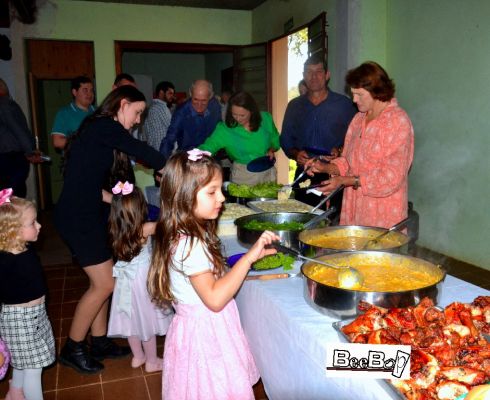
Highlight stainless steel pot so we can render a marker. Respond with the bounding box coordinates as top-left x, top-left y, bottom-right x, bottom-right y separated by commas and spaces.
235, 212, 329, 250
301, 251, 445, 319
299, 225, 410, 257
